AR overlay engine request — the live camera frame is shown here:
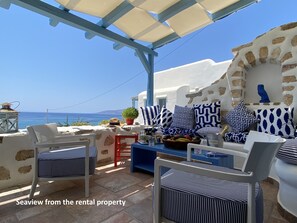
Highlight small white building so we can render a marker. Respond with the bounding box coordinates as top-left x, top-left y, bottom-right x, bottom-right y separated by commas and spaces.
137, 59, 231, 123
